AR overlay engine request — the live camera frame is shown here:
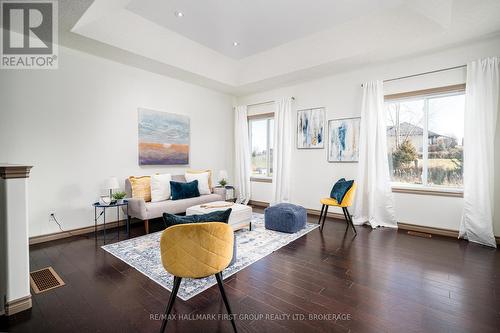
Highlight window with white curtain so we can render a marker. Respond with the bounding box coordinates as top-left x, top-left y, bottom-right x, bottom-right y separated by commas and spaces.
248, 115, 274, 179
385, 85, 465, 189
